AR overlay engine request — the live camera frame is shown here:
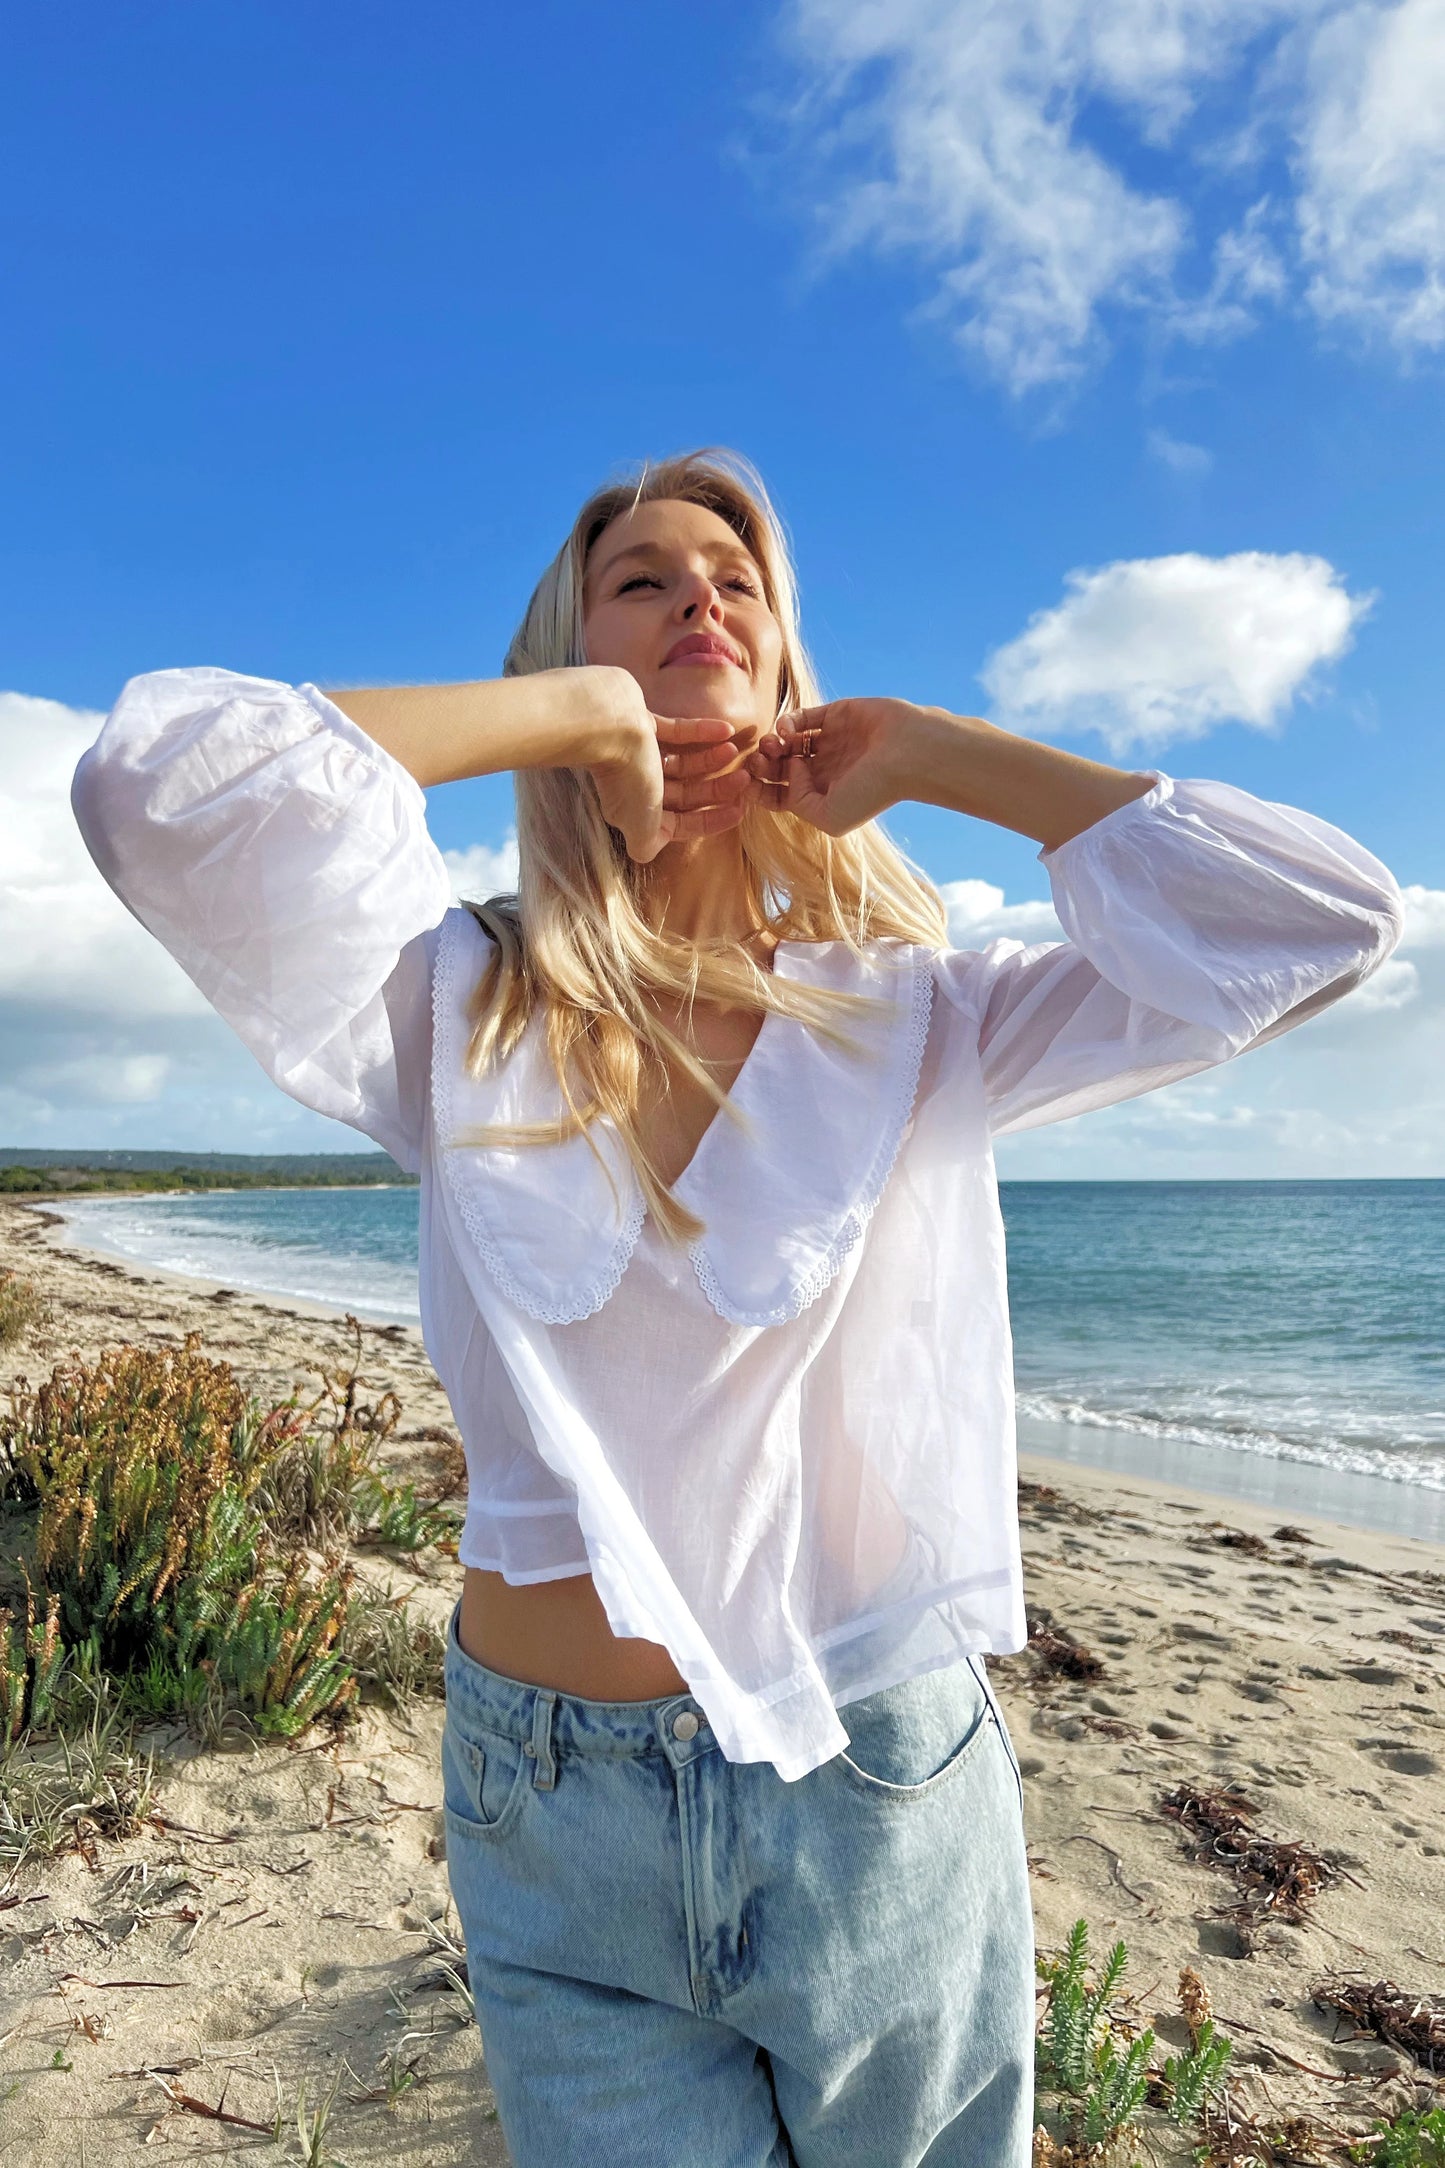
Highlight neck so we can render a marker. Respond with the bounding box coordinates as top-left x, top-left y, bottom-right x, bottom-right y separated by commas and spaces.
639, 835, 768, 950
